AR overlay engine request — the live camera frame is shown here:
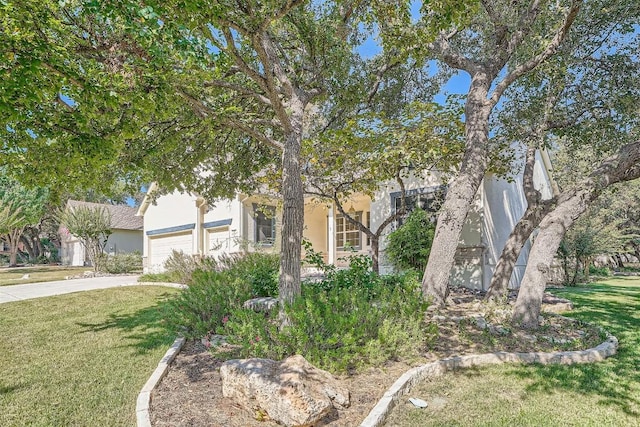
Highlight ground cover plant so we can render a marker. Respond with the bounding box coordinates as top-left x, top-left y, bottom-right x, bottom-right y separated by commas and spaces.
0, 286, 179, 426
0, 265, 88, 286
385, 277, 640, 426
